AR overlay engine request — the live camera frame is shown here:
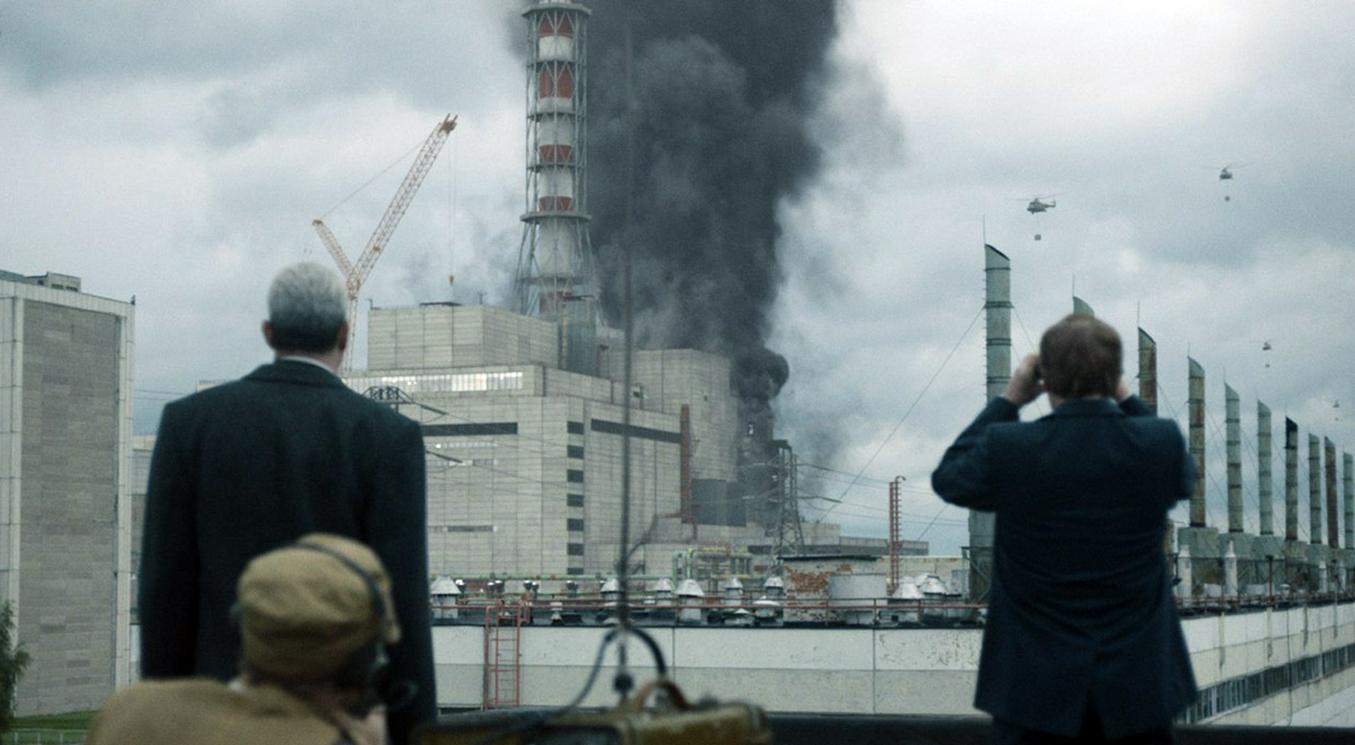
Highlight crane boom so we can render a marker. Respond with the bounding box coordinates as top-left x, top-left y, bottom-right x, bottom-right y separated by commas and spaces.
311, 113, 457, 373
353, 114, 458, 286
311, 219, 353, 277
